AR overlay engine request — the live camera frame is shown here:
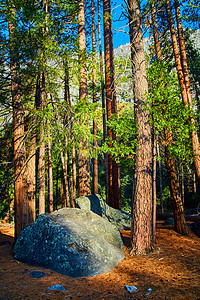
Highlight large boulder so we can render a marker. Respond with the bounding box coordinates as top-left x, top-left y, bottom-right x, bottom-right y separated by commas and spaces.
14, 208, 124, 277
75, 194, 131, 230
